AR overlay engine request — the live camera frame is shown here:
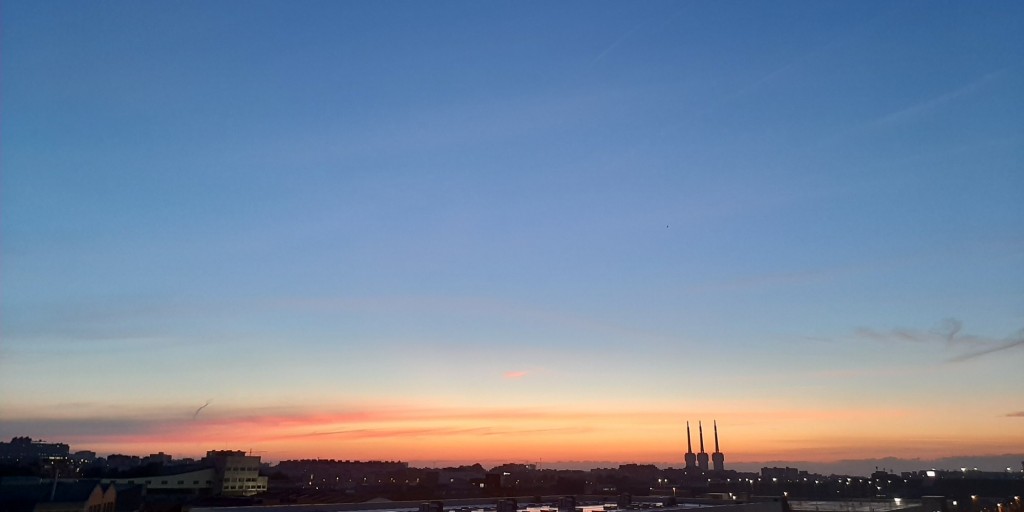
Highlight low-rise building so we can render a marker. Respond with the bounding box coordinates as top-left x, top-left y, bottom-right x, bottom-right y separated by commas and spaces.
99, 451, 267, 497
103, 468, 217, 495
204, 451, 269, 496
